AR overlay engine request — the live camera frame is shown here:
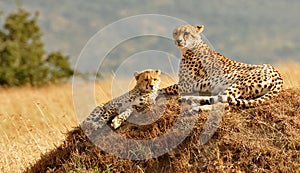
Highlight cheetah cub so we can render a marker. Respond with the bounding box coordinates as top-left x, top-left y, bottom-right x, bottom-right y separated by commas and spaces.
81, 69, 161, 135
